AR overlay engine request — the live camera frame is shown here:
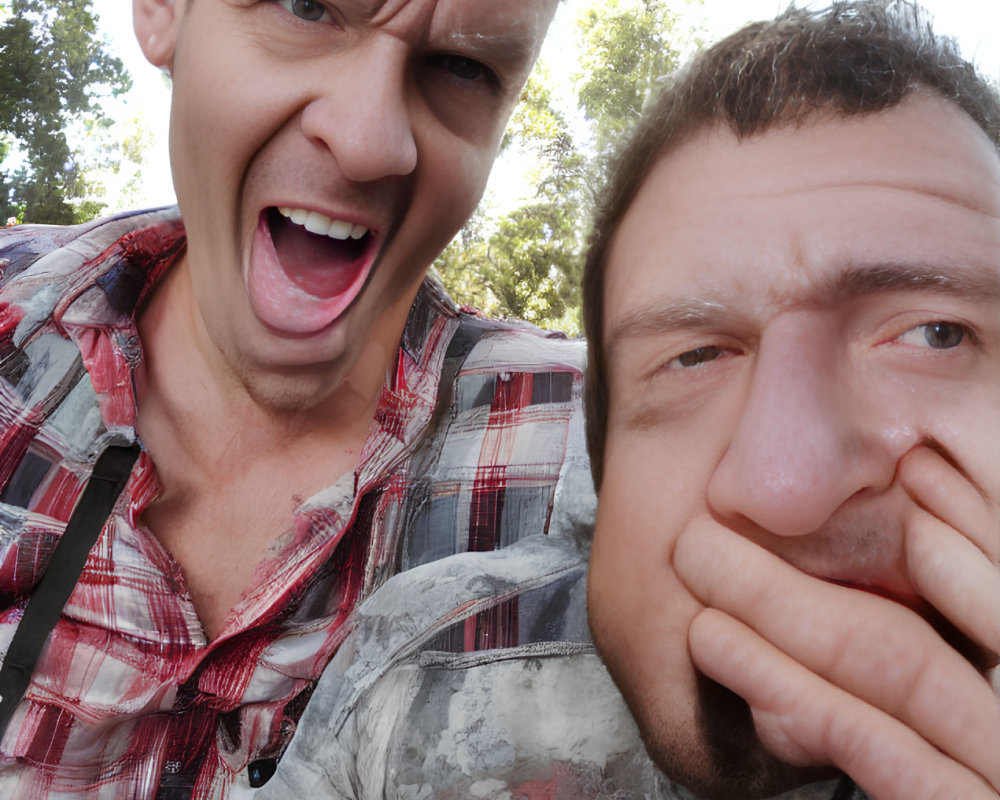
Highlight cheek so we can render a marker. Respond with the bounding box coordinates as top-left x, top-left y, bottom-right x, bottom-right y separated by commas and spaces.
589, 432, 711, 641
169, 37, 283, 202
869, 372, 1000, 486
168, 65, 245, 228
399, 135, 496, 263
589, 446, 709, 735
430, 133, 495, 209
918, 397, 1000, 499
595, 432, 709, 552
